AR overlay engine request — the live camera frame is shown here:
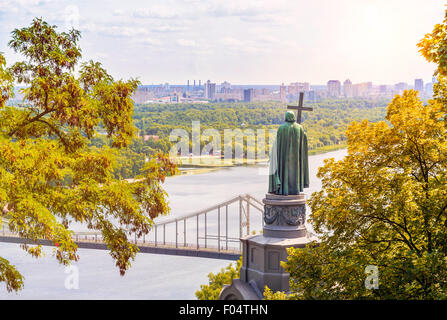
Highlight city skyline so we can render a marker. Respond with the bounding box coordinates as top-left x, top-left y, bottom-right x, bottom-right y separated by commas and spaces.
131, 77, 434, 104
133, 77, 434, 89
0, 0, 445, 85
130, 77, 437, 87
